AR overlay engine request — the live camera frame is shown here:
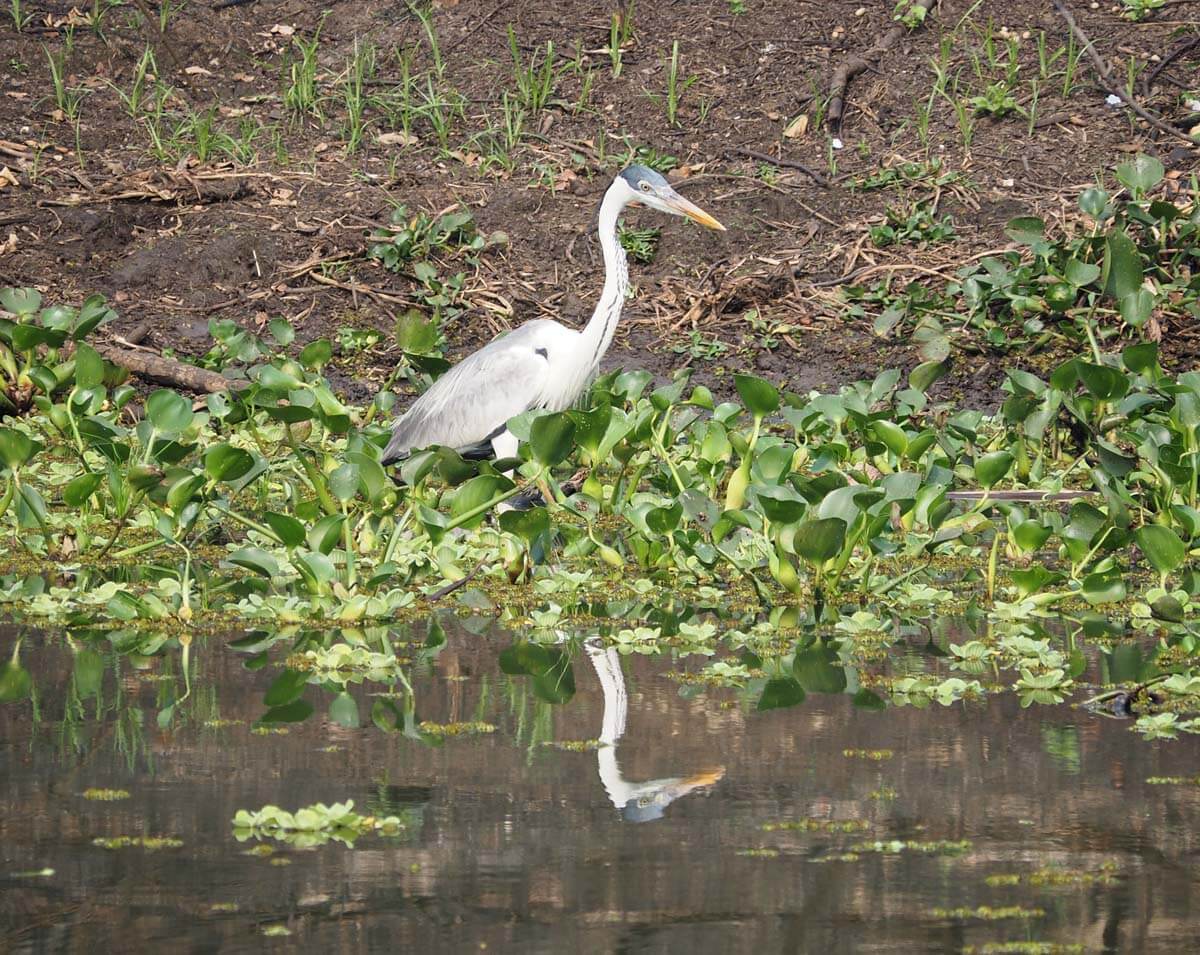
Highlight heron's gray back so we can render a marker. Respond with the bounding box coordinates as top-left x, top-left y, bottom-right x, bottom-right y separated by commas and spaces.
382, 320, 570, 462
